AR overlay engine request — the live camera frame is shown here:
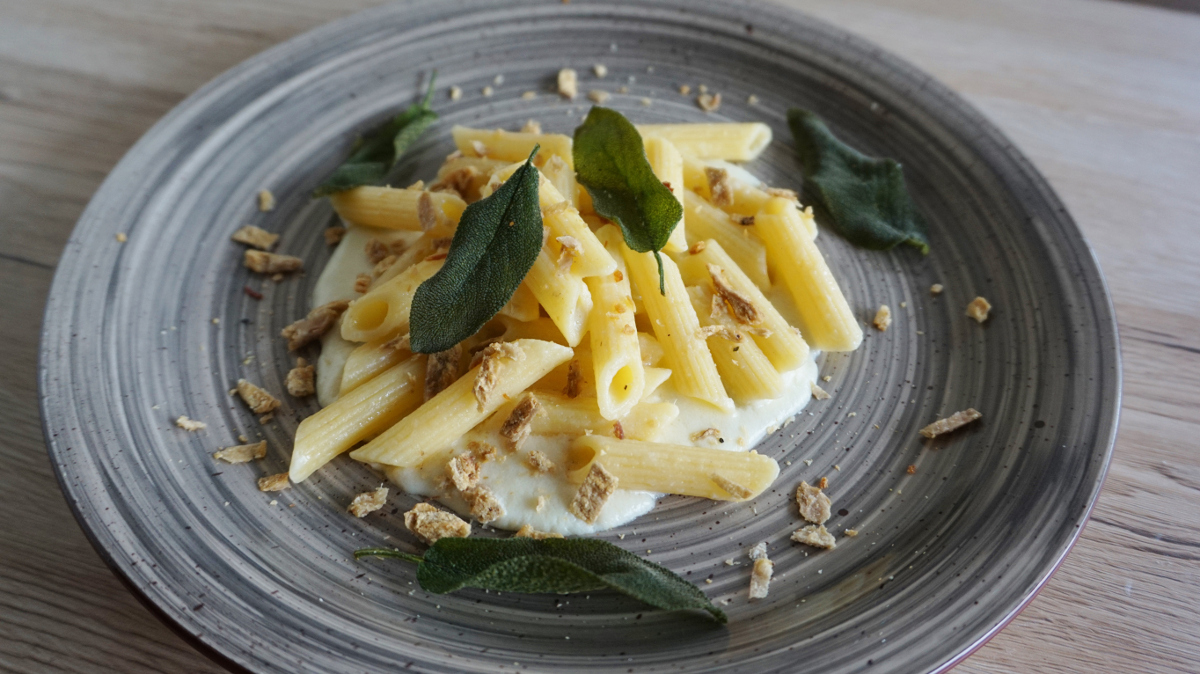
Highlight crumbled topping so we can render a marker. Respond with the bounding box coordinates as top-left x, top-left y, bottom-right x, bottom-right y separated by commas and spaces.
236, 379, 281, 415
569, 463, 618, 524
810, 383, 830, 400
791, 524, 836, 549
697, 324, 739, 341
258, 189, 275, 212
612, 420, 625, 440
698, 84, 708, 94
115, 232, 127, 243
471, 139, 489, 157
696, 92, 721, 112
448, 85, 462, 100
516, 524, 564, 539
712, 473, 753, 500
213, 441, 267, 463
818, 476, 828, 489
347, 486, 388, 517
738, 216, 755, 226
243, 250, 302, 274
796, 481, 832, 524
479, 85, 493, 97
473, 341, 525, 411
919, 408, 982, 438
749, 558, 774, 599
689, 241, 708, 255
425, 344, 463, 401
430, 165, 479, 198
404, 502, 471, 544
678, 84, 691, 95
417, 192, 440, 232
747, 94, 760, 105
593, 63, 608, 78
588, 90, 610, 104
873, 304, 892, 331
521, 90, 537, 100
520, 119, 543, 134
365, 238, 389, 264
557, 68, 578, 99
370, 254, 393, 278
280, 299, 350, 350
764, 187, 799, 201
231, 225, 279, 250
930, 283, 944, 295
384, 333, 411, 352
527, 450, 555, 473
469, 440, 498, 463
175, 415, 206, 431
354, 273, 371, 294
906, 464, 917, 475
563, 359, 583, 399
535, 495, 547, 512
705, 167, 734, 207
748, 542, 768, 561
285, 357, 315, 397
464, 485, 505, 523
966, 296, 992, 323
844, 529, 859, 537
258, 472, 290, 492
708, 263, 761, 325
501, 393, 542, 450
691, 428, 722, 443
324, 226, 346, 245
446, 452, 481, 491
555, 235, 582, 275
